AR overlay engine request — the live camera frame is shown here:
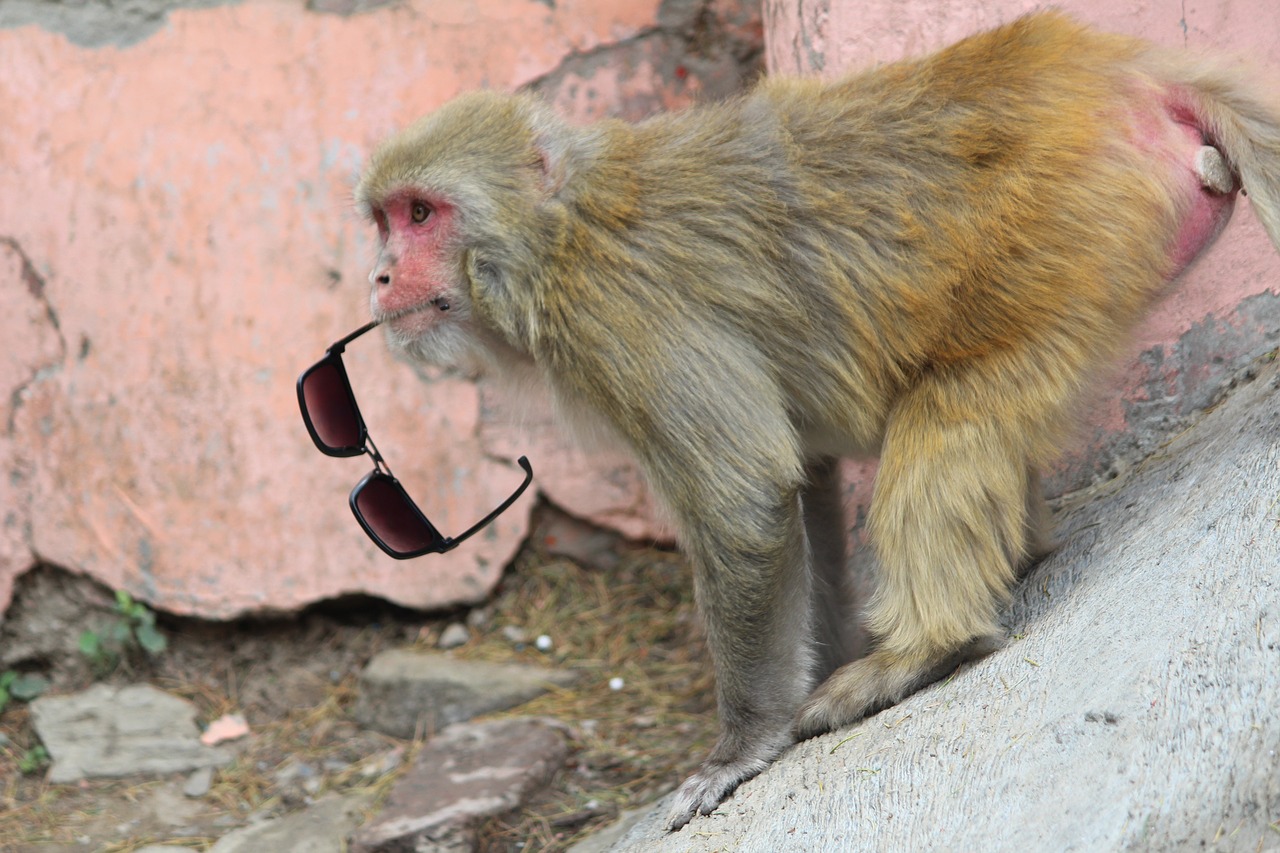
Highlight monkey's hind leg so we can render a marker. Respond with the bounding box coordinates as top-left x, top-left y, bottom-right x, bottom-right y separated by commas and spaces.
795, 372, 1037, 738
